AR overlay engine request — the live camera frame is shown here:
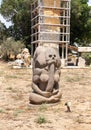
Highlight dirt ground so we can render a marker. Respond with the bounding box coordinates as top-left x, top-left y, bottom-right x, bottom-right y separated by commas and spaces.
0, 61, 91, 130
